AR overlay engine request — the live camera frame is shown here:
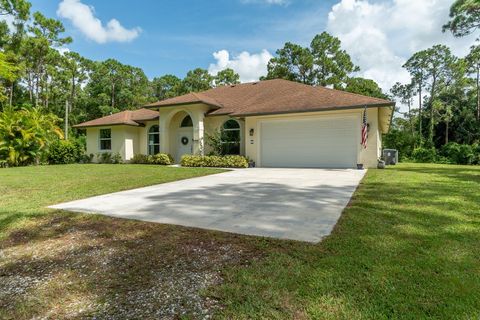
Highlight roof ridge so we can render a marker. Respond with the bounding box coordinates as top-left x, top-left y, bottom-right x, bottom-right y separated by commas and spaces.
317, 85, 391, 103
195, 91, 224, 108
123, 110, 131, 122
